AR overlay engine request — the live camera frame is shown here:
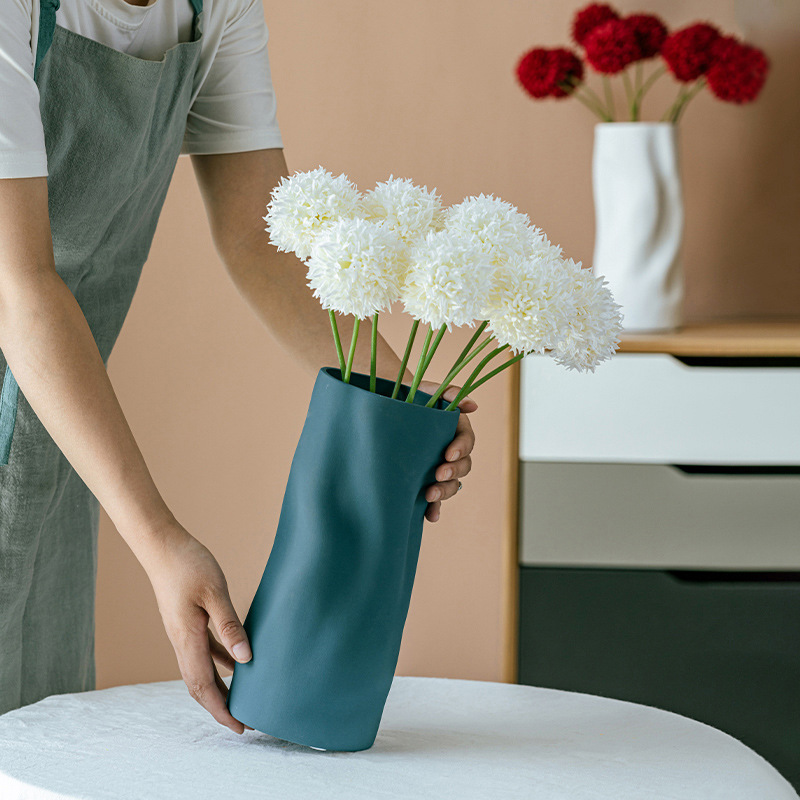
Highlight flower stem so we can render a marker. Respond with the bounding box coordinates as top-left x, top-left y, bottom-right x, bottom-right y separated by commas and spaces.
405, 326, 434, 404
329, 309, 346, 376
662, 85, 688, 122
425, 335, 495, 408
462, 351, 525, 394
623, 70, 635, 117
672, 78, 706, 123
391, 318, 419, 399
343, 317, 360, 384
422, 323, 448, 374
631, 65, 665, 121
369, 313, 378, 392
454, 320, 489, 366
562, 78, 612, 121
603, 76, 616, 121
445, 344, 509, 411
